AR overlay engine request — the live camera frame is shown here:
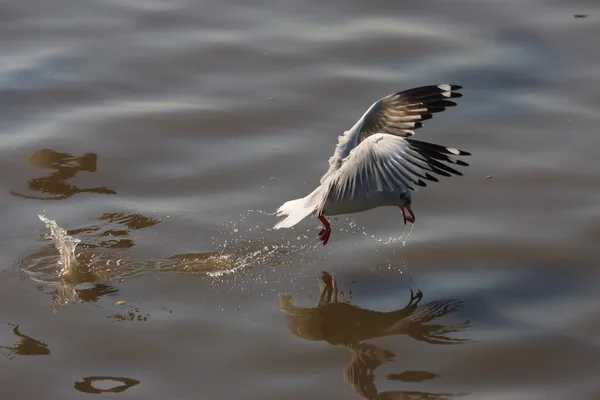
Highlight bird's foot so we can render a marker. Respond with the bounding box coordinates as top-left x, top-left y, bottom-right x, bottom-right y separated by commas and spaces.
318, 227, 331, 245
318, 214, 331, 246
407, 286, 423, 307
401, 205, 415, 224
